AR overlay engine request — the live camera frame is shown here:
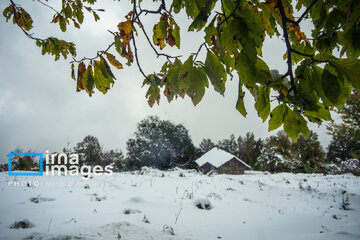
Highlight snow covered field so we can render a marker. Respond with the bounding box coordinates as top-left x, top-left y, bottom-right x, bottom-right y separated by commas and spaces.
0, 169, 359, 240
